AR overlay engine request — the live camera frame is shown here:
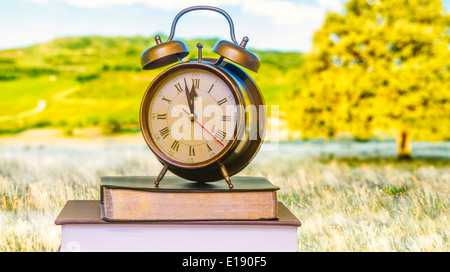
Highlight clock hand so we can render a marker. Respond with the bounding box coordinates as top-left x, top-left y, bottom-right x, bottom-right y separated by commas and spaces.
184, 78, 194, 120
182, 108, 224, 147
189, 82, 197, 116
